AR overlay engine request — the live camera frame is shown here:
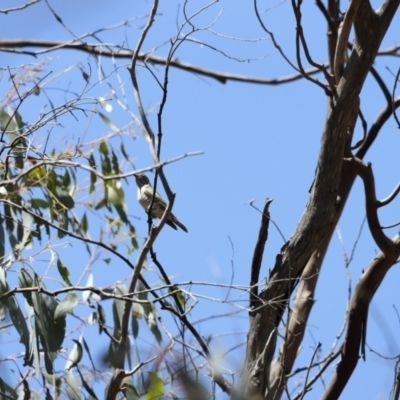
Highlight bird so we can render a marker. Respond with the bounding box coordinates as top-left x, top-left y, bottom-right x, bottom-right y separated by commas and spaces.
135, 173, 188, 233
